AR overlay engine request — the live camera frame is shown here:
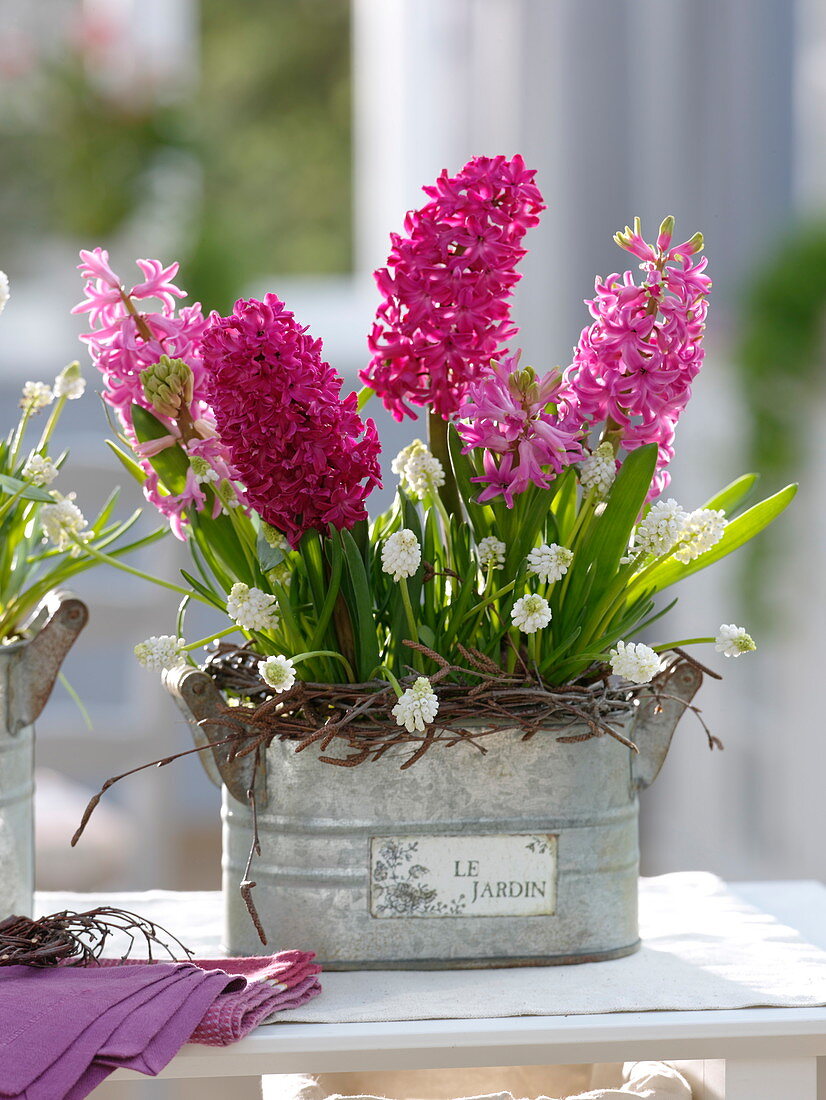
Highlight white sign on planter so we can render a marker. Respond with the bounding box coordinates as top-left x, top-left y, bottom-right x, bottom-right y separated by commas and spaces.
370, 833, 558, 918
